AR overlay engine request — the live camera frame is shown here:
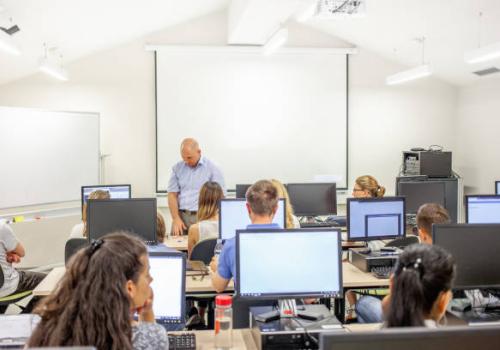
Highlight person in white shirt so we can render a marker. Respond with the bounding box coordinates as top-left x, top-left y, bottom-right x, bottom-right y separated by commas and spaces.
69, 189, 111, 239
